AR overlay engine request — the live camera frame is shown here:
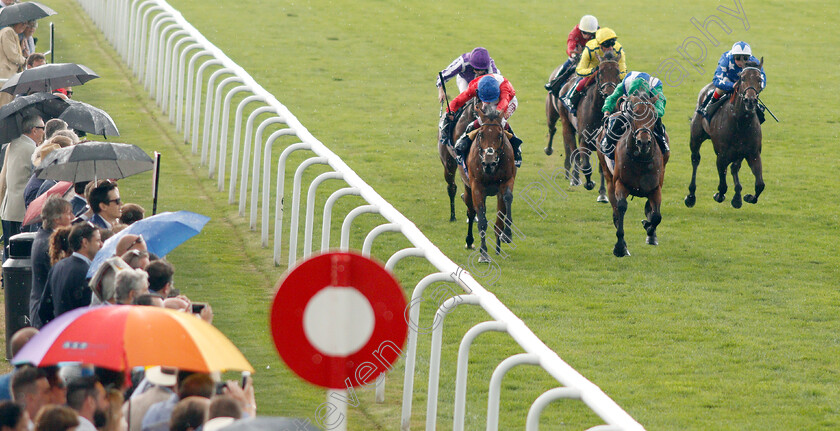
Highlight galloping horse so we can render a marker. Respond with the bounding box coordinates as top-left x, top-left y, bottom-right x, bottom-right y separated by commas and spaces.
545, 51, 622, 202
438, 100, 477, 221
597, 93, 669, 257
461, 106, 517, 262
685, 59, 765, 209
